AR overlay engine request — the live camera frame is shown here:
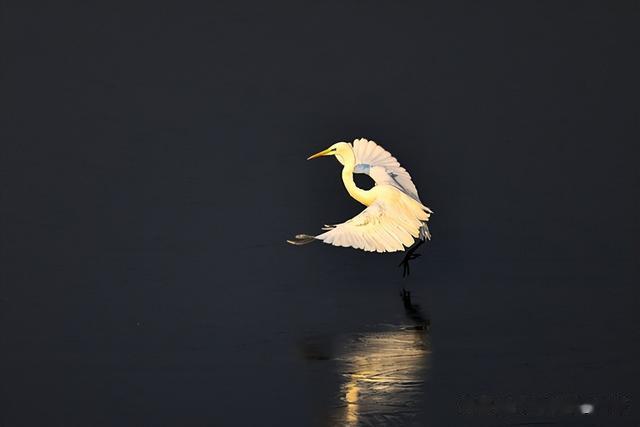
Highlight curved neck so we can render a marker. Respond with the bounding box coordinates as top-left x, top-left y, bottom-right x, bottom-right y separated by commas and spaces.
341, 164, 372, 206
